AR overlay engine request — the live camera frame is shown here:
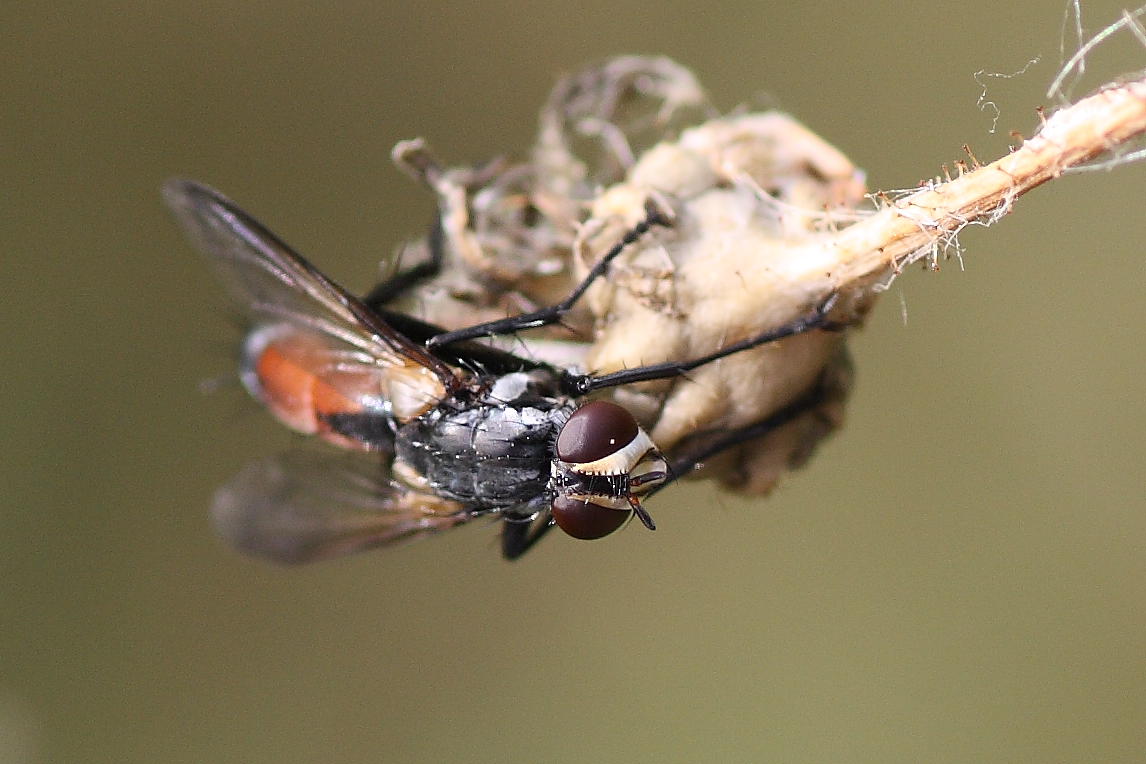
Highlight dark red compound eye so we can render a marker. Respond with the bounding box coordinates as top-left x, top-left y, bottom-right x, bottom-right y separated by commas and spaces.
550, 496, 631, 540
556, 400, 639, 463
